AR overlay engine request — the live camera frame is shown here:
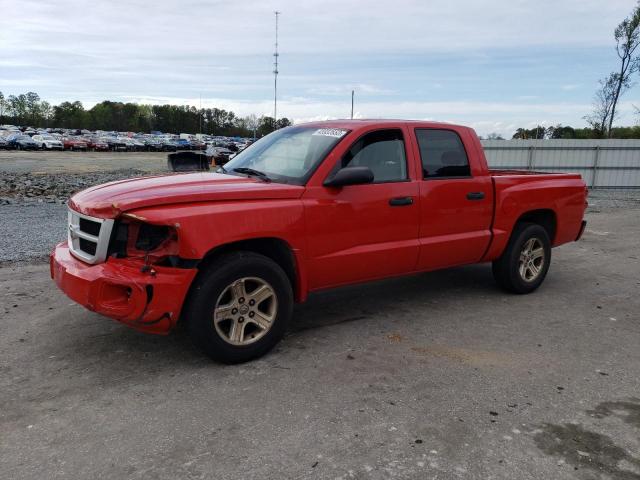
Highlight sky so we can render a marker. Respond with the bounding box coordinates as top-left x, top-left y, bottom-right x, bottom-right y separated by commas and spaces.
0, 0, 638, 137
